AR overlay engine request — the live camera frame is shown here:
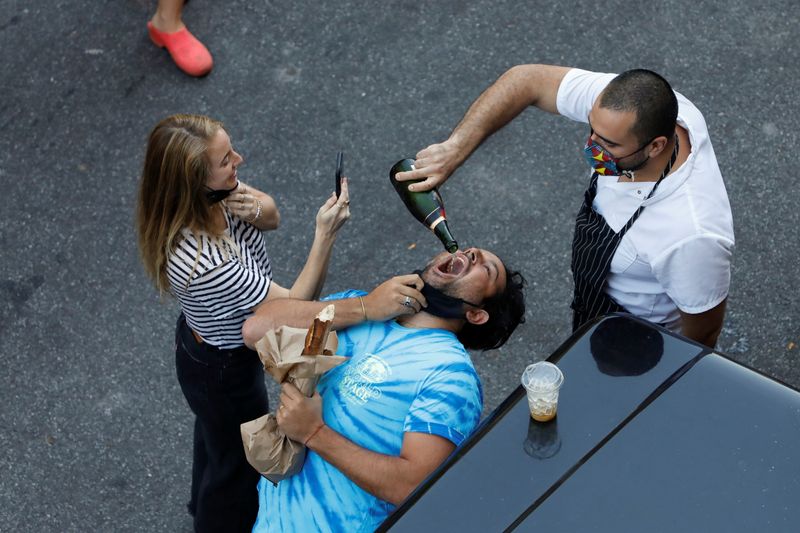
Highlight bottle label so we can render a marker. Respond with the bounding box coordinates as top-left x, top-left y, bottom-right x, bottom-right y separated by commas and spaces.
427, 215, 445, 230
424, 207, 445, 229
